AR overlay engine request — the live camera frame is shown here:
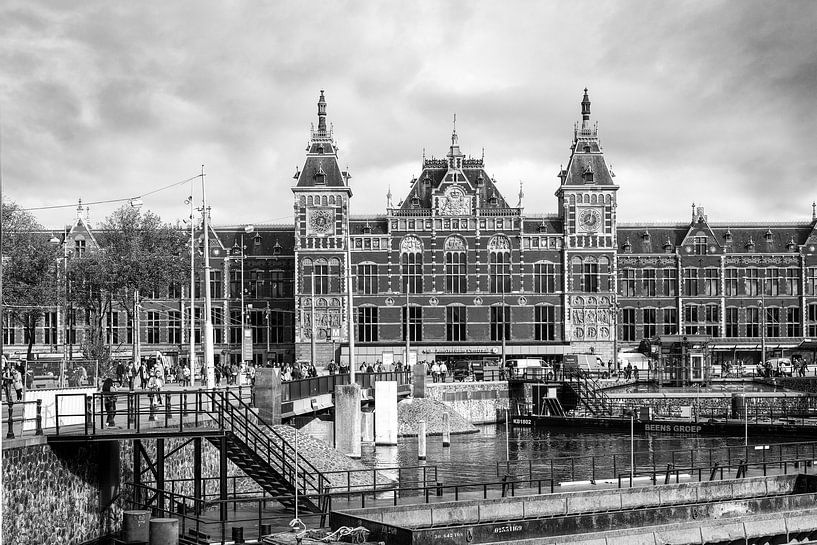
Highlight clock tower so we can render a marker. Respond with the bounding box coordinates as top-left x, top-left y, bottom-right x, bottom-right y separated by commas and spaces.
292, 91, 353, 363
555, 89, 620, 361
